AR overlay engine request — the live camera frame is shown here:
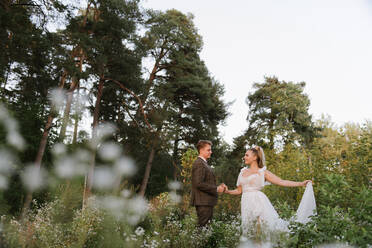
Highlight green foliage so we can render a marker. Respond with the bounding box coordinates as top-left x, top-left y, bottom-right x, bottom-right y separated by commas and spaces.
245, 76, 318, 149
142, 200, 241, 248
4, 198, 104, 248
180, 148, 198, 192
284, 174, 372, 247
215, 118, 371, 247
